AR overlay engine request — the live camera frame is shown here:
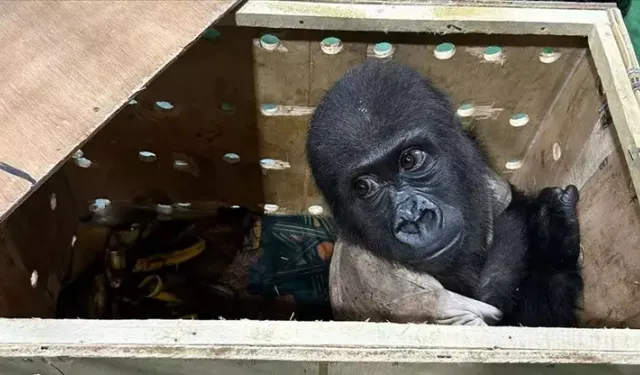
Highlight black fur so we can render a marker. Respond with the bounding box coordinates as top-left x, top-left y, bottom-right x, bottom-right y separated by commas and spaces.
306, 60, 583, 327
